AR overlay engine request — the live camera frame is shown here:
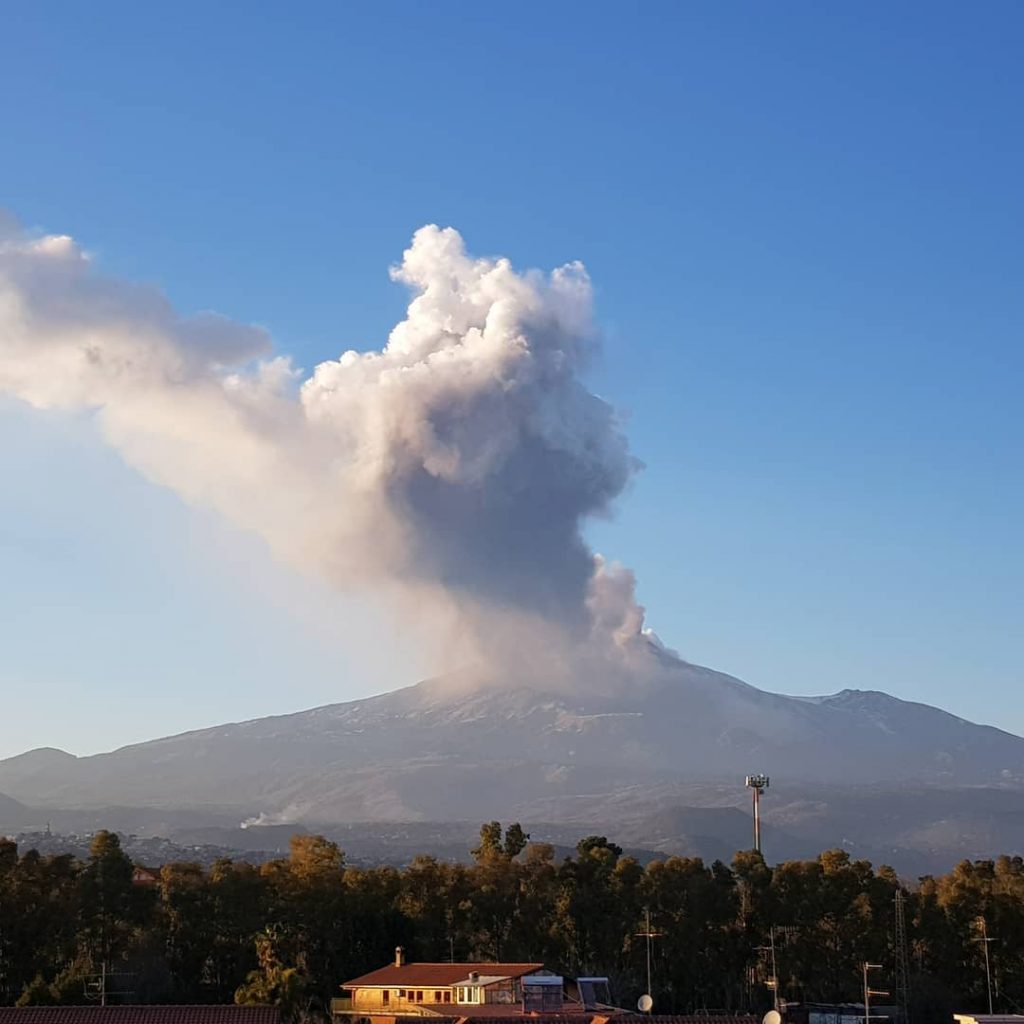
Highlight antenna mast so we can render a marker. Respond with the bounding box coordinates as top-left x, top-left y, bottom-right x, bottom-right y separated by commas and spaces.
972, 916, 996, 1014
862, 962, 888, 1024
635, 907, 662, 1012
